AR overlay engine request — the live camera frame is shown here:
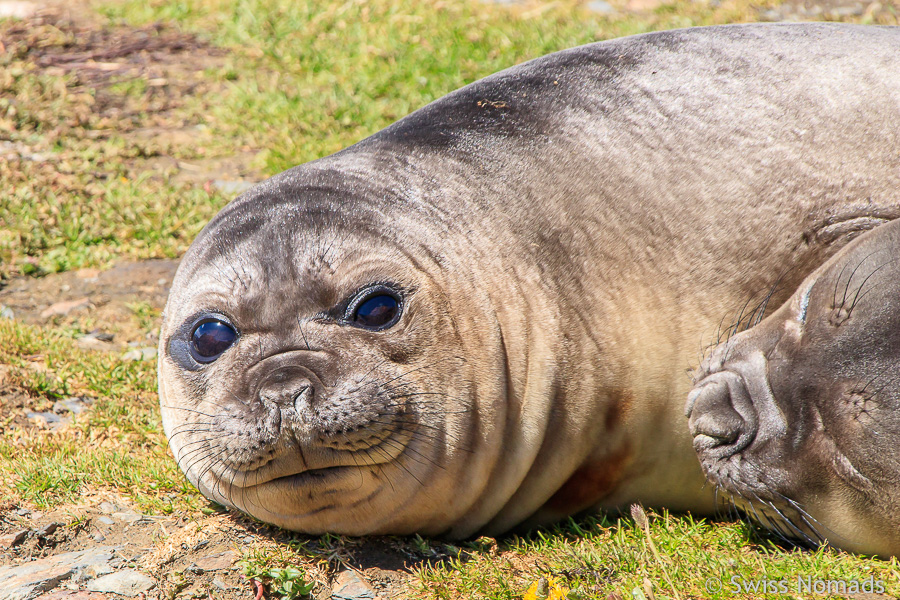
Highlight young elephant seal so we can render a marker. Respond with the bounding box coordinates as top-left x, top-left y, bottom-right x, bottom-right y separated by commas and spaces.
687, 219, 900, 556
159, 23, 900, 538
